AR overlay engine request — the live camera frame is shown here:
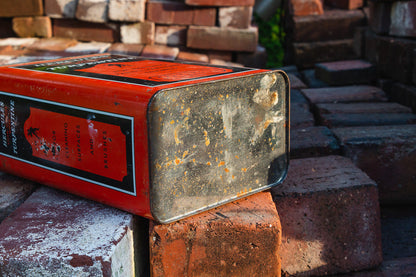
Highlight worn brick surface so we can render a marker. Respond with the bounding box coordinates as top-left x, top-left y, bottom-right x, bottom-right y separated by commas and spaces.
301, 85, 387, 104
414, 49, 416, 86
0, 173, 37, 223
342, 257, 416, 276
272, 155, 382, 276
288, 73, 307, 89
108, 0, 146, 22
185, 0, 255, 6
290, 10, 366, 42
45, 0, 78, 18
315, 102, 412, 115
53, 19, 120, 42
76, 0, 109, 23
368, 2, 391, 35
301, 69, 329, 88
388, 82, 416, 113
292, 39, 358, 68
333, 125, 416, 204
150, 191, 282, 277
288, 0, 323, 16
141, 44, 179, 60
218, 6, 252, 29
235, 45, 267, 68
0, 0, 43, 17
353, 27, 366, 57
177, 51, 209, 63
12, 16, 52, 38
315, 60, 376, 86
155, 25, 187, 46
187, 26, 258, 52
193, 7, 216, 26
291, 103, 315, 128
208, 50, 232, 62
0, 187, 138, 276
107, 43, 144, 56
65, 41, 111, 54
324, 0, 363, 10
319, 113, 416, 128
389, 1, 416, 38
290, 126, 340, 159
120, 22, 154, 44
25, 37, 78, 52
291, 89, 309, 108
